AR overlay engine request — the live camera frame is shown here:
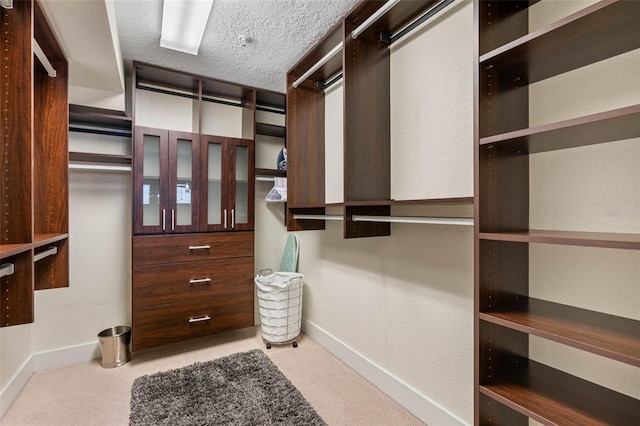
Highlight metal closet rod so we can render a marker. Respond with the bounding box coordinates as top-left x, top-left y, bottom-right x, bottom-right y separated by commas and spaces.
69, 163, 132, 173
293, 214, 473, 226
292, 42, 343, 89
34, 246, 57, 263
0, 263, 15, 278
33, 39, 56, 78
315, 0, 455, 89
352, 215, 473, 226
69, 125, 132, 138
